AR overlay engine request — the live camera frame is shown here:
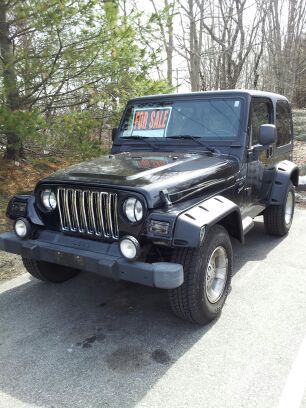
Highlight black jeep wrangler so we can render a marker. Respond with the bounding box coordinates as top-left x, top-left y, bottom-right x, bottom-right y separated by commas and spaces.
0, 90, 299, 324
